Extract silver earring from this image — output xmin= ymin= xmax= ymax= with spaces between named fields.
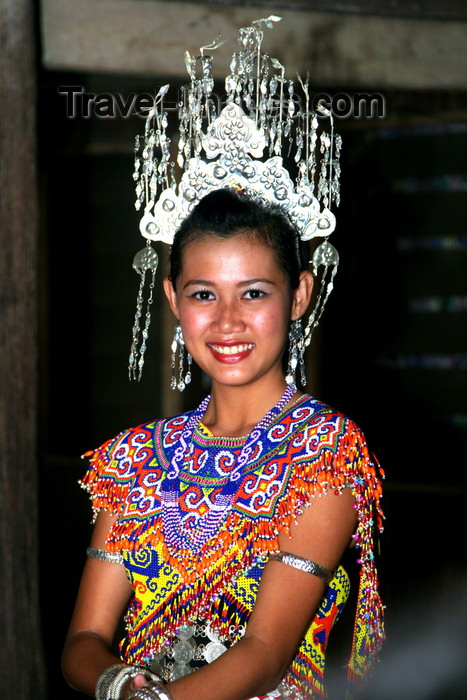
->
xmin=285 ymin=319 xmax=306 ymax=388
xmin=170 ymin=325 xmax=192 ymax=391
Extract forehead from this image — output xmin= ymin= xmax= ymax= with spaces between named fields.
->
xmin=180 ymin=233 xmax=286 ymax=279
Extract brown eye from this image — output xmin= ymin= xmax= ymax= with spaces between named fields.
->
xmin=244 ymin=288 xmax=266 ymax=300
xmin=192 ymin=289 xmax=213 ymax=301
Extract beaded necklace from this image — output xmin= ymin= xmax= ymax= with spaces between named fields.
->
xmin=161 ymin=384 xmax=295 ymax=554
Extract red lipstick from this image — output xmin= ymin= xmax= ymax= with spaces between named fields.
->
xmin=207 ymin=341 xmax=254 ymax=363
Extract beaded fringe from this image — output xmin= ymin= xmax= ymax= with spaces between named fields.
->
xmin=80 ymin=421 xmax=385 ymax=693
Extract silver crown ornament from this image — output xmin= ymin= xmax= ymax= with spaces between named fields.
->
xmin=129 ymin=15 xmax=341 ymax=380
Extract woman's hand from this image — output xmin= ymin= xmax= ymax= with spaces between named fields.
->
xmin=123 ymin=672 xmax=151 ymax=699
xmin=64 ymin=491 xmax=357 ymax=700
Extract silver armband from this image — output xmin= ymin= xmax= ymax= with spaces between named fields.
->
xmin=269 ymin=551 xmax=334 ymax=583
xmin=87 ymin=547 xmax=124 ymax=564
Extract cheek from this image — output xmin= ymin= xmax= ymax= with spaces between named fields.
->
xmin=178 ymin=307 xmax=210 ymax=339
xmin=253 ymin=305 xmax=290 ymax=337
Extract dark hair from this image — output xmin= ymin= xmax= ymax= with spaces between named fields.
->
xmin=168 ymin=189 xmax=309 ymax=290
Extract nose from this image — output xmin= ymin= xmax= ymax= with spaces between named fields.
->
xmin=211 ymin=300 xmax=246 ymax=334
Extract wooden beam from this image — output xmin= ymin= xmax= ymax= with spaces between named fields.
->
xmin=0 ymin=0 xmax=46 ymax=697
xmin=160 ymin=0 xmax=467 ymax=22
xmin=40 ymin=0 xmax=467 ymax=89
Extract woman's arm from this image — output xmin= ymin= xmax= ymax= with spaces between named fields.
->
xmin=164 ymin=486 xmax=357 ymax=700
xmin=62 ymin=510 xmax=134 ymax=697
xmin=64 ymin=488 xmax=356 ymax=700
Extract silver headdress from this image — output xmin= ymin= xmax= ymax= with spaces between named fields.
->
xmin=129 ymin=16 xmax=341 ymax=381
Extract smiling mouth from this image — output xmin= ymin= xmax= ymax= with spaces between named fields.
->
xmin=208 ymin=343 xmax=255 ymax=355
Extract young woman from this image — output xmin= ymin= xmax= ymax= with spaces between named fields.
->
xmin=62 ymin=189 xmax=384 ymax=700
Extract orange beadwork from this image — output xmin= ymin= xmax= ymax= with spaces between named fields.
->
xmin=80 ymin=394 xmax=384 ymax=697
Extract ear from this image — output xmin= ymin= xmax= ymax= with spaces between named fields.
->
xmin=163 ymin=277 xmax=180 ymax=320
xmin=291 ymin=270 xmax=314 ymax=320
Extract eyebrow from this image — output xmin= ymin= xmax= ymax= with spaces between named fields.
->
xmin=183 ymin=278 xmax=276 ymax=289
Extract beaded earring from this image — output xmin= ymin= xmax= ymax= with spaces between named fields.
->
xmin=170 ymin=325 xmax=192 ymax=391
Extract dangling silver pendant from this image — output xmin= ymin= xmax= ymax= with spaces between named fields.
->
xmin=128 ymin=244 xmax=159 ymax=381
xmin=171 ymin=325 xmax=192 ymax=392
xmin=303 ymin=240 xmax=339 ymax=350
xmin=285 ymin=318 xmax=303 ymax=388
xmin=312 ymin=239 xmax=339 ymax=275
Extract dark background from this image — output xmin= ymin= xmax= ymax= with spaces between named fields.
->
xmin=37 ymin=67 xmax=467 ymax=699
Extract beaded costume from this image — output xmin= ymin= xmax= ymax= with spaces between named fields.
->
xmin=81 ymin=394 xmax=384 ymax=699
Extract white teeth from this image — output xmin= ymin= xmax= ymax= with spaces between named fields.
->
xmin=210 ymin=343 xmax=254 ymax=355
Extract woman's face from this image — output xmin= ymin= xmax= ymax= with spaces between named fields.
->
xmin=164 ymin=234 xmax=312 ymax=390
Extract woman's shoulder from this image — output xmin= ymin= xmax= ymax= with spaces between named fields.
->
xmin=285 ymin=394 xmax=383 ymax=502
xmin=287 ymin=393 xmax=362 ymax=433
xmin=79 ymin=410 xmax=193 ymax=508
xmin=88 ymin=409 xmax=193 ymax=460
xmin=282 ymin=393 xmax=374 ymax=464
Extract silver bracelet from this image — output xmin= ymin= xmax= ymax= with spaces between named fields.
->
xmin=95 ymin=664 xmax=126 ymax=699
xmin=269 ymin=551 xmax=334 ymax=584
xmin=108 ymin=665 xmax=146 ymax=697
xmin=95 ymin=664 xmax=161 ymax=700
xmin=129 ymin=681 xmax=174 ymax=700
xmin=87 ymin=547 xmax=124 ymax=564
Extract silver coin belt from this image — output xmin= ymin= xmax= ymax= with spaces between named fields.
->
xmin=146 ymin=618 xmax=298 ymax=699
xmin=146 ymin=619 xmax=237 ymax=682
